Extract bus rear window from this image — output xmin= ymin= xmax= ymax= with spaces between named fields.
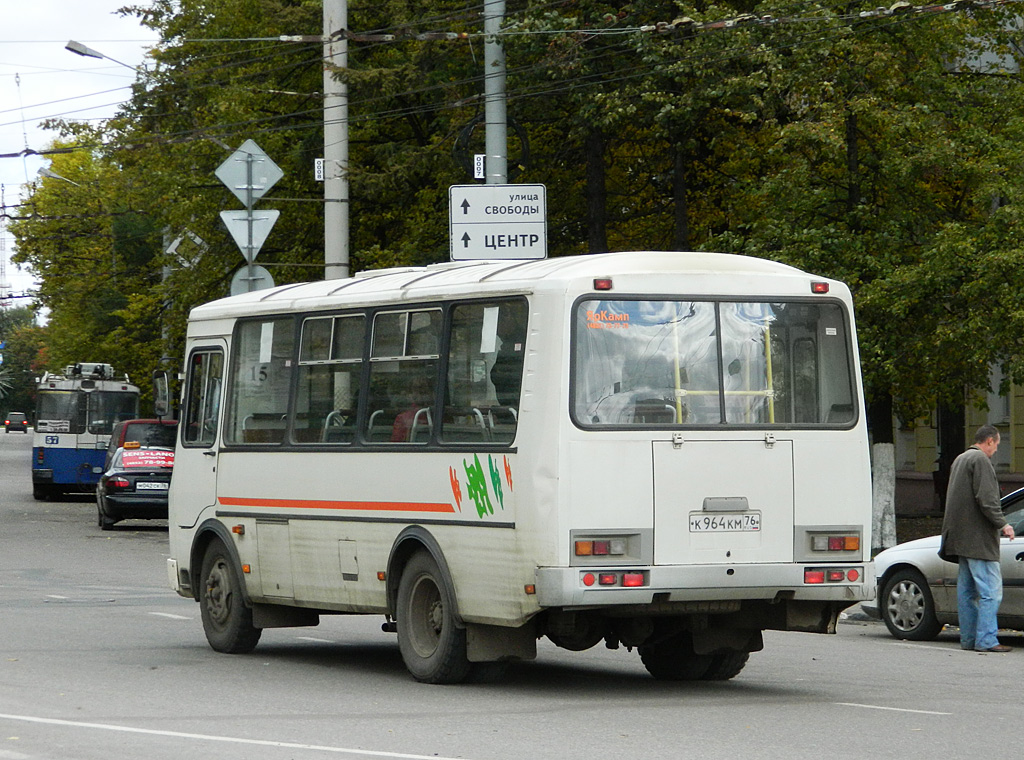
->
xmin=572 ymin=299 xmax=856 ymax=428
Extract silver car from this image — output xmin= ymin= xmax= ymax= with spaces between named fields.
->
xmin=866 ymin=487 xmax=1024 ymax=639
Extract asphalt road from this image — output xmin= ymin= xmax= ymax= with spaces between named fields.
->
xmin=1 ymin=429 xmax=1020 ymax=760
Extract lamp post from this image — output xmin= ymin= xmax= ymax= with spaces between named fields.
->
xmin=64 ymin=40 xmax=144 ymax=73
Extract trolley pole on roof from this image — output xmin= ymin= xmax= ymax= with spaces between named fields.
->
xmin=323 ymin=0 xmax=349 ymax=279
xmin=483 ymin=0 xmax=507 ymax=185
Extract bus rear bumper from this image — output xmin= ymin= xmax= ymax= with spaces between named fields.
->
xmin=535 ymin=562 xmax=875 ymax=609
xmin=31 ymin=468 xmax=53 ymax=483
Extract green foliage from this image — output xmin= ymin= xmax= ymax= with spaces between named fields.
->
xmin=10 ymin=0 xmax=1024 ymax=433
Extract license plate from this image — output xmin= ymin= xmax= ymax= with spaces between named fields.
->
xmin=689 ymin=512 xmax=760 ymax=532
xmin=136 ymin=482 xmax=169 ymax=491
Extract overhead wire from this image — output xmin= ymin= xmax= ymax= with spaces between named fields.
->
xmin=4 ymin=0 xmax=1015 ymax=162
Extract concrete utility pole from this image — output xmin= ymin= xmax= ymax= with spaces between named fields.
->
xmin=483 ymin=0 xmax=507 ymax=185
xmin=323 ymin=0 xmax=349 ymax=279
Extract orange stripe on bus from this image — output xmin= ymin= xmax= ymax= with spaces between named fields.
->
xmin=218 ymin=496 xmax=455 ymax=513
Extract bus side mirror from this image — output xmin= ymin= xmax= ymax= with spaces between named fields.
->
xmin=153 ymin=370 xmax=170 ymax=419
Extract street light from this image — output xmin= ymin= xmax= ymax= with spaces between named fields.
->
xmin=65 ymin=40 xmax=144 ymax=73
xmin=37 ymin=167 xmax=79 ymax=187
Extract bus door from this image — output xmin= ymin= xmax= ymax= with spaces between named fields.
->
xmin=173 ymin=344 xmax=226 ymax=527
xmin=652 ymin=437 xmax=795 ymax=565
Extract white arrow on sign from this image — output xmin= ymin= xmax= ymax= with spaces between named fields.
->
xmin=220 ymin=210 xmax=280 ymax=263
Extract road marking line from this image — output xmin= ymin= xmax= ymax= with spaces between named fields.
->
xmin=835 ymin=702 xmax=952 ymax=715
xmin=296 ymin=636 xmax=334 ymax=643
xmin=148 ymin=612 xmax=190 ymax=620
xmin=0 ymin=713 xmax=469 ymax=760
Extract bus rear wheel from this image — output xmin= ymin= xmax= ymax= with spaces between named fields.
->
xmin=199 ymin=538 xmax=261 ymax=654
xmin=701 ymin=651 xmax=750 ymax=681
xmin=396 ymin=551 xmax=471 ymax=684
xmin=639 ymin=632 xmax=714 ymax=681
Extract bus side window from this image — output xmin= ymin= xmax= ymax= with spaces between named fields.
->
xmin=365 ymin=309 xmax=441 ymax=444
xmin=295 ymin=314 xmax=364 ymax=444
xmin=183 ymin=349 xmax=223 ymax=446
xmin=225 ymin=318 xmax=295 ymax=445
xmin=442 ymin=299 xmax=527 ymax=444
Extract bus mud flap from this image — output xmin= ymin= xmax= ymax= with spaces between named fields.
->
xmin=466 ymin=622 xmax=538 ymax=662
xmin=784 ymin=600 xmax=840 ymax=634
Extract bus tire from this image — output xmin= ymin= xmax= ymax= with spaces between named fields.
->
xmin=701 ymin=651 xmax=749 ymax=681
xmin=396 ymin=551 xmax=471 ymax=684
xmin=199 ymin=538 xmax=262 ymax=654
xmin=639 ymin=632 xmax=713 ymax=681
xmin=33 ymin=484 xmax=49 ymax=501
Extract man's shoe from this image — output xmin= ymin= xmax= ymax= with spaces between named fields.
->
xmin=977 ymin=644 xmax=1012 ymax=653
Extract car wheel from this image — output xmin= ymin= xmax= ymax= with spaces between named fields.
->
xmin=97 ymin=501 xmax=117 ymax=531
xmin=199 ymin=538 xmax=261 ymax=654
xmin=396 ymin=551 xmax=471 ymax=684
xmin=881 ymin=568 xmax=943 ymax=640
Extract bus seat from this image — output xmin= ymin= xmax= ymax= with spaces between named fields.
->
xmin=409 ymin=408 xmax=433 ymax=442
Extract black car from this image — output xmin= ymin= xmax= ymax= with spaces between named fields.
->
xmin=5 ymin=412 xmax=28 ymax=432
xmin=96 ymin=444 xmax=174 ymax=530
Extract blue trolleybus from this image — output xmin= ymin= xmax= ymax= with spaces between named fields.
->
xmin=32 ymin=362 xmax=140 ymax=500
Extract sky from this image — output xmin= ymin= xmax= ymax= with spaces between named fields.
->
xmin=0 ymin=1 xmax=159 ymax=300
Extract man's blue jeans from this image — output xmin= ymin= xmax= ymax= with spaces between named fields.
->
xmin=957 ymin=557 xmax=1003 ymax=650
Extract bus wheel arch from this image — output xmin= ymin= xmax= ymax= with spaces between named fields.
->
xmin=386 ymin=527 xmax=462 ymax=624
xmin=388 ymin=529 xmax=471 ymax=684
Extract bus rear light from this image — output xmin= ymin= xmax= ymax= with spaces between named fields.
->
xmin=812 ymin=534 xmax=860 ymax=552
xmin=805 ymin=567 xmax=863 ymax=584
xmin=593 ymin=278 xmax=613 ymax=291
xmin=575 ymin=541 xmax=593 ymax=556
xmin=581 ymin=571 xmax=648 ymax=588
xmin=811 ymin=281 xmax=829 ymax=294
xmin=575 ymin=538 xmax=628 ymax=557
xmin=622 ymin=573 xmax=645 ymax=587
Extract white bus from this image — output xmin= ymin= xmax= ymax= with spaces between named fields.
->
xmin=166 ymin=250 xmax=873 ymax=683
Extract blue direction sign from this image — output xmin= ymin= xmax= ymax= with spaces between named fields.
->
xmin=449 ymin=184 xmax=547 ymax=261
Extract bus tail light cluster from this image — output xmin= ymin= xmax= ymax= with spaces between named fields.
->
xmin=810 ymin=534 xmax=860 ymax=552
xmin=804 ymin=567 xmax=862 ymax=584
xmin=575 ymin=538 xmax=627 ymax=557
xmin=581 ymin=571 xmax=647 ymax=588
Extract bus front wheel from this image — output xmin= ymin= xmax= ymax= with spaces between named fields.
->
xmin=199 ymin=539 xmax=262 ymax=654
xmin=396 ymin=551 xmax=471 ymax=684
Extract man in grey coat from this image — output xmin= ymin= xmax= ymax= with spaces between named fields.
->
xmin=939 ymin=425 xmax=1015 ymax=652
